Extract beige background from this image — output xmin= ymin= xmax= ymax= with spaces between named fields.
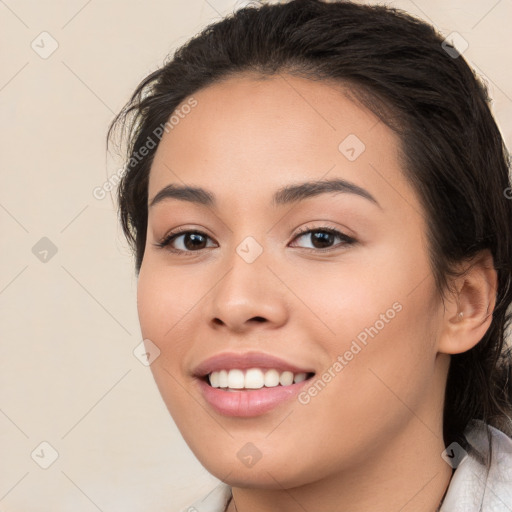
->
xmin=0 ymin=0 xmax=511 ymax=511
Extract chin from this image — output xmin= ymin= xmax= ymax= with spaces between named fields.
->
xmin=186 ymin=439 xmax=320 ymax=490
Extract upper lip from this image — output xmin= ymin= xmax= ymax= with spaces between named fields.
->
xmin=193 ymin=351 xmax=315 ymax=377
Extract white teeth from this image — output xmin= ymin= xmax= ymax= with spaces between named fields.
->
xmin=279 ymin=371 xmax=294 ymax=386
xmin=293 ymin=372 xmax=307 ymax=383
xmin=218 ymin=369 xmax=228 ymax=388
xmin=209 ymin=371 xmax=220 ymax=388
xmin=244 ymin=368 xmax=265 ymax=389
xmin=227 ymin=369 xmax=245 ymax=389
xmin=264 ymin=369 xmax=280 ymax=387
xmin=208 ymin=368 xmax=311 ymax=389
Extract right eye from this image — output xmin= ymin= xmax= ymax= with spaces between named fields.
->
xmin=154 ymin=228 xmax=218 ymax=254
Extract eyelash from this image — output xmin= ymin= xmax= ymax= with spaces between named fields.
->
xmin=153 ymin=225 xmax=356 ymax=255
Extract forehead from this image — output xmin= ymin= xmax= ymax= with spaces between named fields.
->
xmin=147 ymin=73 xmax=413 ymax=216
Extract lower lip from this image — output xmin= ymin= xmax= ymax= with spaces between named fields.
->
xmin=197 ymin=378 xmax=312 ymax=417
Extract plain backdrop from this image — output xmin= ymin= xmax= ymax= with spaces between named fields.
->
xmin=1 ymin=0 xmax=511 ymax=511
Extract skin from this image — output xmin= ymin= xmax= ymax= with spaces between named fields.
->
xmin=136 ymin=73 xmax=497 ymax=512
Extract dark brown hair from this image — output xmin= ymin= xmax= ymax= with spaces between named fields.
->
xmin=108 ymin=0 xmax=512 ymax=471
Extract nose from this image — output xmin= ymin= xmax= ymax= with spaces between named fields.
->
xmin=206 ymin=242 xmax=289 ymax=333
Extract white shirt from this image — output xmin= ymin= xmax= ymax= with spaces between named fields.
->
xmin=180 ymin=420 xmax=512 ymax=512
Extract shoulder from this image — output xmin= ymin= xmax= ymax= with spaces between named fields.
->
xmin=178 ymin=483 xmax=232 ymax=512
xmin=440 ymin=420 xmax=512 ymax=511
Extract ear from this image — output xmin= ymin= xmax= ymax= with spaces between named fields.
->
xmin=438 ymin=249 xmax=498 ymax=355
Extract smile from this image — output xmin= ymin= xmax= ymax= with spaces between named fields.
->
xmin=193 ymin=351 xmax=316 ymax=417
xmin=208 ymin=368 xmax=312 ymax=390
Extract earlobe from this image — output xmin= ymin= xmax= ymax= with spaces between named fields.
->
xmin=438 ymin=249 xmax=497 ymax=355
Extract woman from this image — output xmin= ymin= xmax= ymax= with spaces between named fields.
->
xmin=108 ymin=0 xmax=512 ymax=510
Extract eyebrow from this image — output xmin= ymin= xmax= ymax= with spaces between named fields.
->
xmin=148 ymin=178 xmax=380 ymax=209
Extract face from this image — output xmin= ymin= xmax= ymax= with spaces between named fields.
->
xmin=137 ymin=73 xmax=448 ymax=488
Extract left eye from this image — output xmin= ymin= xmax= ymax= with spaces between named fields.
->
xmin=290 ymin=227 xmax=356 ymax=250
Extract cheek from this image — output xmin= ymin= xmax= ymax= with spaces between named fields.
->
xmin=307 ymin=276 xmax=439 ymax=440
xmin=136 ymin=267 xmax=198 ymax=423
xmin=136 ymin=265 xmax=198 ymax=400
xmin=283 ymin=291 xmax=438 ymax=479
xmin=287 ymin=247 xmax=412 ymax=346
xmin=290 ymin=243 xmax=438 ymax=417
xmin=137 ymin=263 xmax=198 ymax=345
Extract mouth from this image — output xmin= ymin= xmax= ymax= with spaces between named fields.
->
xmin=201 ymin=368 xmax=315 ymax=391
xmin=193 ymin=352 xmax=316 ymax=417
